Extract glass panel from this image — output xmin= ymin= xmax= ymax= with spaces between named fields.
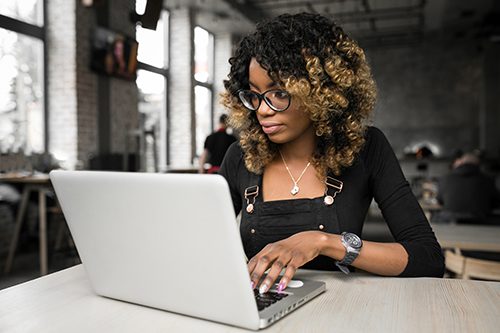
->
xmin=136 ymin=69 xmax=167 ymax=172
xmin=195 ymin=85 xmax=212 ymax=158
xmin=0 ymin=28 xmax=45 ymax=154
xmin=136 ymin=9 xmax=168 ymax=68
xmin=135 ymin=0 xmax=147 ymax=15
xmin=194 ymin=26 xmax=214 ymax=83
xmin=0 ymin=0 xmax=44 ymax=26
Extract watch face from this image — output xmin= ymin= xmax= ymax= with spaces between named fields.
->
xmin=344 ymin=233 xmax=362 ymax=249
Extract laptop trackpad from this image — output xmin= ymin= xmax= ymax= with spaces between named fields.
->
xmin=287 ymin=280 xmax=304 ymax=288
xmin=274 ymin=280 xmax=304 ymax=289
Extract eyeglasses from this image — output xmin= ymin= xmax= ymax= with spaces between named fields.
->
xmin=237 ymin=89 xmax=291 ymax=112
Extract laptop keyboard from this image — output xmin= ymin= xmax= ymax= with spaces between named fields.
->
xmin=254 ymin=289 xmax=289 ymax=311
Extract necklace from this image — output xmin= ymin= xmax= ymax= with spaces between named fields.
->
xmin=279 ymin=150 xmax=311 ymax=195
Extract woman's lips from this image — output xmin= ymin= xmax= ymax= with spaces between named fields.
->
xmin=260 ymin=123 xmax=283 ymax=134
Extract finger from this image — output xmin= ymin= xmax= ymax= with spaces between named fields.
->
xmin=247 ymin=257 xmax=257 ymax=274
xmin=247 ymin=257 xmax=258 ymax=289
xmin=258 ymin=255 xmax=290 ymax=294
xmin=277 ymin=261 xmax=299 ymax=292
xmin=249 ymin=254 xmax=274 ymax=291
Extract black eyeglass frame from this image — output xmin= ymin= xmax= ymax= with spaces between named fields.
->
xmin=237 ymin=89 xmax=292 ymax=112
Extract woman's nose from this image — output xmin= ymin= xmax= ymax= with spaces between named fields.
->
xmin=256 ymin=100 xmax=276 ymax=117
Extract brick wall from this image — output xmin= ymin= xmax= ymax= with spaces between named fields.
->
xmin=75 ymin=1 xmax=99 ymax=167
xmin=47 ymin=0 xmax=138 ymax=169
xmin=108 ymin=0 xmax=139 ymax=154
xmin=47 ymin=0 xmax=78 ymax=169
xmin=213 ymin=32 xmax=233 ymax=126
xmin=168 ymin=8 xmax=193 ymax=167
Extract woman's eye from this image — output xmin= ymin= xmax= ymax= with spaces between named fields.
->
xmin=274 ymin=91 xmax=288 ymax=99
xmin=250 ymin=94 xmax=260 ymax=102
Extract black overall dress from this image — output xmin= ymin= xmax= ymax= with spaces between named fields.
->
xmin=240 ymin=173 xmax=343 ymax=271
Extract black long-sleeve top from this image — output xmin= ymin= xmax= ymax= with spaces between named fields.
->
xmin=219 ymin=127 xmax=445 ymax=277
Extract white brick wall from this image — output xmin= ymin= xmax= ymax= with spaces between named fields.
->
xmin=213 ymin=32 xmax=233 ymax=125
xmin=47 ymin=0 xmax=78 ymax=169
xmin=169 ymin=8 xmax=194 ymax=167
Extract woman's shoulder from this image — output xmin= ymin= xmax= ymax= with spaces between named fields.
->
xmin=220 ymin=141 xmax=245 ymax=173
xmin=357 ymin=126 xmax=396 ymax=166
xmin=225 ymin=141 xmax=244 ymax=160
xmin=362 ymin=126 xmax=394 ymax=151
xmin=364 ymin=126 xmax=386 ymax=142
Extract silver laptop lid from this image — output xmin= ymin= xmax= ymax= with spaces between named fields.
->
xmin=50 ymin=170 xmax=261 ymax=330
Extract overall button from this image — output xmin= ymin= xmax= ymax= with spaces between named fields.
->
xmin=251 ymin=228 xmax=256 ymax=234
xmin=318 ymin=224 xmax=324 ymax=230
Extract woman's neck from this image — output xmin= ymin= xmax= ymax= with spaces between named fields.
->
xmin=278 ymin=131 xmax=316 ymax=162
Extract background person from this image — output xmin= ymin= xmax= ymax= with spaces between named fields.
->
xmin=436 ymin=152 xmax=500 ymax=224
xmin=198 ymin=114 xmax=237 ymax=174
xmin=219 ymin=12 xmax=444 ymax=295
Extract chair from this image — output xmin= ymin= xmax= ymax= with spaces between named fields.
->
xmin=463 ymin=256 xmax=500 ymax=280
xmin=444 ymin=249 xmax=500 ymax=281
xmin=444 ymin=249 xmax=465 ymax=278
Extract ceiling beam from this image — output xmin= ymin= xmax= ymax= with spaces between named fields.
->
xmin=259 ymin=0 xmax=354 ymax=10
xmin=333 ymin=5 xmax=424 ymax=23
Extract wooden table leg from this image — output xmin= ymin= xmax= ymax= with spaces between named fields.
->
xmin=4 ymin=187 xmax=31 ymax=274
xmin=39 ymin=189 xmax=48 ymax=276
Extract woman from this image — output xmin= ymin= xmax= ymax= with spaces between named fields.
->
xmin=219 ymin=13 xmax=444 ymax=294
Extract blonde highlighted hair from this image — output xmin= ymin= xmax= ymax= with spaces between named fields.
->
xmin=221 ymin=13 xmax=376 ymax=177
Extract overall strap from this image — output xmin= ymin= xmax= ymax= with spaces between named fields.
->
xmin=243 ymin=172 xmax=260 ymax=214
xmin=323 ymin=175 xmax=343 ymax=206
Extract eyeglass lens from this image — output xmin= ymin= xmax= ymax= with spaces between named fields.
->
xmin=238 ymin=90 xmax=290 ymax=112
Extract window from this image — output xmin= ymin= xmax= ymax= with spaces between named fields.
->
xmin=193 ymin=26 xmax=214 ymax=159
xmin=135 ymin=0 xmax=168 ymax=172
xmin=0 ymin=0 xmax=45 ymax=154
xmin=0 ymin=0 xmax=44 ymax=26
xmin=194 ymin=85 xmax=212 ymax=155
xmin=137 ymin=69 xmax=167 ymax=172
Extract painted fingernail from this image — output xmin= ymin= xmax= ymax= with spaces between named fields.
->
xmin=251 ymin=281 xmax=255 ymax=290
xmin=259 ymin=283 xmax=268 ymax=294
xmin=277 ymin=282 xmax=285 ymax=293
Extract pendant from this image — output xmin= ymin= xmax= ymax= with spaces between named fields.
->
xmin=324 ymin=195 xmax=334 ymax=206
xmin=246 ymin=203 xmax=254 ymax=214
xmin=291 ymin=184 xmax=299 ymax=195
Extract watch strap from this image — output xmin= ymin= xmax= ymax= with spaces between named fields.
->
xmin=335 ymin=261 xmax=351 ymax=274
xmin=336 ymin=232 xmax=362 ymax=274
xmin=338 ymin=251 xmax=358 ymax=266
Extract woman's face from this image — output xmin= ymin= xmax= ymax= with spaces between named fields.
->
xmin=247 ymin=58 xmax=314 ymax=145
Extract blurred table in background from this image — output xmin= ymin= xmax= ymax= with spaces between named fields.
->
xmin=419 ymin=200 xmax=443 ymax=221
xmin=0 ymin=173 xmax=53 ymax=276
xmin=432 ymin=223 xmax=500 ymax=252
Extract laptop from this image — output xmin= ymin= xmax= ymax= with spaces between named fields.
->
xmin=49 ymin=170 xmax=326 ymax=330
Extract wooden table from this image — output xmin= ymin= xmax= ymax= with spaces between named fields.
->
xmin=432 ymin=223 xmax=500 ymax=252
xmin=0 ymin=173 xmax=53 ymax=275
xmin=0 ymin=265 xmax=499 ymax=332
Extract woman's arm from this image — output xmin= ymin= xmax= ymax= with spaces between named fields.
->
xmin=248 ymin=231 xmax=407 ymax=294
xmin=365 ymin=128 xmax=444 ymax=277
xmin=250 ymin=128 xmax=444 ymax=294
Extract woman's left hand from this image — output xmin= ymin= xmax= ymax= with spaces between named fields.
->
xmin=248 ymin=230 xmax=330 ymax=294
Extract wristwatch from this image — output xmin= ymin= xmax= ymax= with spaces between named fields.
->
xmin=335 ymin=232 xmax=363 ymax=274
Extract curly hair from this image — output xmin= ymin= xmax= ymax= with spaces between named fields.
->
xmin=221 ymin=12 xmax=377 ymax=177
